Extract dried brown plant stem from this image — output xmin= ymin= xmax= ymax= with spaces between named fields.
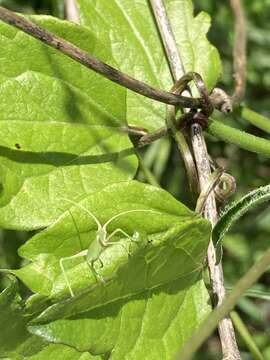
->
xmin=149 ymin=0 xmax=185 ymax=81
xmin=149 ymin=0 xmax=198 ymax=194
xmin=0 ymin=6 xmax=202 ymax=109
xmin=230 ymin=0 xmax=247 ymax=105
xmin=149 ymin=0 xmax=241 ymax=358
xmin=191 ymin=125 xmax=241 ymax=360
xmin=136 ymin=126 xmax=167 ymax=147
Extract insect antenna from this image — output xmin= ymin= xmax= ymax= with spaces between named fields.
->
xmin=60 ymin=197 xmax=102 ymax=231
xmin=68 ymin=208 xmax=84 ymax=252
xmin=103 ymin=209 xmax=159 ymax=232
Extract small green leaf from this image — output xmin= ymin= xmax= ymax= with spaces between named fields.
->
xmin=77 ymin=0 xmax=221 ymax=130
xmin=0 ymin=121 xmax=136 ymax=229
xmin=213 ymin=184 xmax=270 ymax=262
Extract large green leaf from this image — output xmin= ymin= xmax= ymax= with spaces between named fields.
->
xmin=14 ymin=181 xmax=210 ymax=298
xmin=8 ymin=181 xmax=211 ymax=358
xmin=77 ymin=0 xmax=221 ymax=130
xmin=28 ymin=277 xmax=210 ymax=359
xmin=0 ymin=120 xmax=136 ymax=230
xmin=0 ymin=16 xmax=138 ymax=230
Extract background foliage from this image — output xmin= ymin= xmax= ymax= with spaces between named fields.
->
xmin=0 ymin=0 xmax=269 ymax=359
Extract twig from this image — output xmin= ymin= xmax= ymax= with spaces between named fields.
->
xmin=0 ymin=6 xmax=202 ymax=109
xmin=149 ymin=0 xmax=185 ymax=81
xmin=230 ymin=0 xmax=247 ymax=105
xmin=149 ymin=0 xmax=241 ymax=358
xmin=191 ymin=124 xmax=241 ymax=360
xmin=149 ymin=0 xmax=190 ymax=100
xmin=136 ymin=126 xmax=167 ymax=147
xmin=177 ymin=246 xmax=270 ymax=359
xmin=65 ymin=0 xmax=80 ymax=23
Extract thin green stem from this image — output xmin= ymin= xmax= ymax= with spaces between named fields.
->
xmin=230 ymin=311 xmax=264 ymax=360
xmin=208 ymin=119 xmax=270 ymax=157
xmin=241 ymin=107 xmax=270 ymax=134
xmin=176 ymin=246 xmax=270 ymax=360
xmin=226 ymin=286 xmax=270 ymax=301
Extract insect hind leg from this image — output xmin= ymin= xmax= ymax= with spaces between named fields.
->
xmin=87 ymin=258 xmax=106 ymax=284
xmin=59 ymin=250 xmax=88 ymax=297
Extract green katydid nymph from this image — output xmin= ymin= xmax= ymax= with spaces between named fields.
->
xmin=60 ymin=198 xmax=159 ymax=297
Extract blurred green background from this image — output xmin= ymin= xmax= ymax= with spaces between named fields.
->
xmin=0 ymin=0 xmax=269 ymax=359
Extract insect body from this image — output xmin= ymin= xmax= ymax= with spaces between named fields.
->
xmin=60 ymin=198 xmax=157 ymax=297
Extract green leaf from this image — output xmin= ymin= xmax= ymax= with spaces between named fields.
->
xmin=0 ymin=16 xmax=138 ymax=230
xmin=0 ymin=15 xmax=126 ymax=125
xmin=24 ymin=344 xmax=101 ymax=360
xmin=9 ymin=181 xmax=212 ymax=358
xmin=0 ymin=120 xmax=136 ymax=230
xmin=0 ymin=276 xmax=101 ymax=359
xmin=0 ymin=71 xmax=119 ymax=126
xmin=0 ymin=180 xmax=211 ymax=357
xmin=28 ymin=277 xmax=210 ymax=359
xmin=213 ymin=184 xmax=270 ymax=262
xmin=0 ymin=275 xmax=44 ymax=359
xmin=0 ymin=276 xmax=30 ymax=356
xmin=14 ymin=181 xmax=210 ymax=299
xmin=77 ymin=0 xmax=221 ymax=130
